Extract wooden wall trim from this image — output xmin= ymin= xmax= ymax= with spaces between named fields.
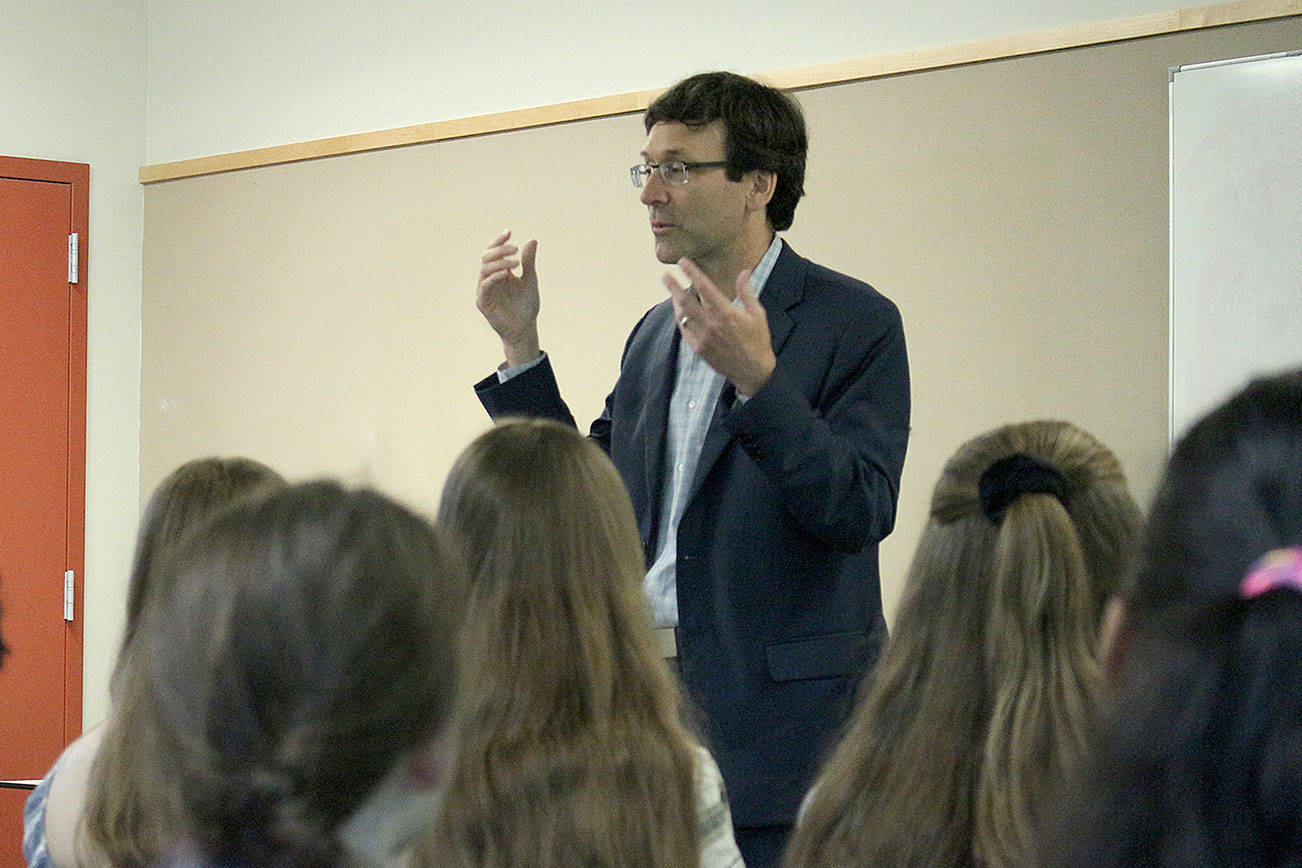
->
xmin=138 ymin=0 xmax=1301 ymax=184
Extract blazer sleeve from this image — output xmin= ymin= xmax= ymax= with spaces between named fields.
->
xmin=473 ymin=356 xmax=578 ymax=428
xmin=722 ymin=295 xmax=910 ymax=552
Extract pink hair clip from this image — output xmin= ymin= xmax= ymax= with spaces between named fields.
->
xmin=1240 ymin=547 xmax=1302 ymax=599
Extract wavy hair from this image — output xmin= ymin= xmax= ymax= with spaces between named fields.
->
xmin=135 ymin=481 xmax=464 ymax=866
xmin=785 ymin=420 xmax=1141 ymax=867
xmin=418 ymin=418 xmax=701 ymax=867
xmin=1050 ymin=368 xmax=1302 ymax=866
xmin=83 ymin=457 xmax=284 ymax=865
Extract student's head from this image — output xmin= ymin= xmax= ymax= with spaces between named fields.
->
xmin=80 ymin=458 xmax=283 ymax=865
xmin=140 ymin=481 xmax=465 ymax=866
xmin=643 ymin=70 xmax=807 ymax=235
xmin=786 ymin=420 xmax=1141 ymax=868
xmin=1124 ymin=367 xmax=1302 ymax=625
xmin=424 ymin=418 xmax=699 ymax=866
xmin=1052 ymin=369 xmax=1302 ymax=866
xmin=123 ymin=456 xmax=284 ymax=652
xmin=436 ymin=417 xmax=651 ymax=693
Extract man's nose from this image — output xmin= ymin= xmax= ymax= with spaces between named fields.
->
xmin=640 ymin=172 xmax=668 ymax=205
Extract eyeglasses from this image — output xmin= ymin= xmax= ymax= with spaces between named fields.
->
xmin=629 ymin=160 xmax=728 ymax=188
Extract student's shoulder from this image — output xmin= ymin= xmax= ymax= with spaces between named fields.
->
xmin=44 ymin=721 xmax=111 ymax=866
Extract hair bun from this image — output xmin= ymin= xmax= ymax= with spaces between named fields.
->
xmin=978 ymin=453 xmax=1067 ymax=525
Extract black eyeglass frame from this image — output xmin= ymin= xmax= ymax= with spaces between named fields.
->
xmin=629 ymin=160 xmax=730 ymax=188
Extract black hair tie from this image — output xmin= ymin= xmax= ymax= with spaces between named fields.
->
xmin=978 ymin=453 xmax=1067 ymax=525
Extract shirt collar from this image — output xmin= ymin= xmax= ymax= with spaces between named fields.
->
xmin=747 ymin=235 xmax=783 ymax=299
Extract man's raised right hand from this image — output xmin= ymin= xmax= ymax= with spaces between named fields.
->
xmin=477 ymin=230 xmax=542 ymax=367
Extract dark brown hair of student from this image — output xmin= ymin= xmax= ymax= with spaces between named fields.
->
xmin=784 ymin=420 xmax=1142 ymax=868
xmin=83 ymin=456 xmax=284 ymax=865
xmin=133 ymin=481 xmax=464 ymax=866
xmin=1047 ymin=368 xmax=1302 ymax=866
xmin=417 ymin=418 xmax=701 ymax=868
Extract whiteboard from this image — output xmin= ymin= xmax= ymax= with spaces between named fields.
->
xmin=1169 ymin=51 xmax=1302 ymax=442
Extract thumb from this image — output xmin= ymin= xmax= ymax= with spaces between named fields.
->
xmin=521 ymin=239 xmax=538 ymax=279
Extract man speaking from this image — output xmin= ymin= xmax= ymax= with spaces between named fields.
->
xmin=472 ymin=71 xmax=910 ymax=866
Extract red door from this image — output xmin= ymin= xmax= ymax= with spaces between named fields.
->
xmin=0 ymin=156 xmax=88 ymax=866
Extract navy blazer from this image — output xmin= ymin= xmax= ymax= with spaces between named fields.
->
xmin=475 ymin=240 xmax=910 ymax=826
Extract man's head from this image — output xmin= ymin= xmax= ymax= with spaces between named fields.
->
xmin=644 ymin=71 xmax=807 ymax=232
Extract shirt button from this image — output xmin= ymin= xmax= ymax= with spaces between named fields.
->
xmin=688 ymin=401 xmax=696 ymax=409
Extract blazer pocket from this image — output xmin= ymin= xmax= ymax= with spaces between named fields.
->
xmin=765 ymin=629 xmax=875 ymax=682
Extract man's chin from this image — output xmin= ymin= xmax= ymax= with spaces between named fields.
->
xmin=653 ymin=241 xmax=679 ymax=264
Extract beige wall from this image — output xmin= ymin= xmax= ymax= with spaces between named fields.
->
xmin=142 ymin=17 xmax=1302 ymax=624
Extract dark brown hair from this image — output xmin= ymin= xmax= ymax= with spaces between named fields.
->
xmin=141 ymin=481 xmax=466 ymax=866
xmin=1050 ymin=369 xmax=1302 ymax=866
xmin=645 ymin=71 xmax=807 ymax=231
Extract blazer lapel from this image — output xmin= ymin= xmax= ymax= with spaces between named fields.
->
xmin=641 ymin=305 xmax=679 ymax=525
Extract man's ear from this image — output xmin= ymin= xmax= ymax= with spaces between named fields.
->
xmin=746 ymin=170 xmax=776 ymax=212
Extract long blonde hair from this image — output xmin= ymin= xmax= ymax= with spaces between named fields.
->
xmin=419 ymin=418 xmax=700 ymax=867
xmin=784 ymin=420 xmax=1142 ymax=867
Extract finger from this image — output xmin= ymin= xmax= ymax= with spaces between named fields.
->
xmin=677 ymin=258 xmax=727 ymax=309
xmin=663 ymin=273 xmax=704 ymax=334
xmin=489 ymin=229 xmax=511 ymax=247
xmin=479 ymin=260 xmax=518 ymax=283
xmin=735 ymin=270 xmax=764 ymax=313
xmin=478 ymin=268 xmax=512 ymax=295
xmin=735 ymin=269 xmax=755 ymax=300
xmin=481 ymin=255 xmax=515 ymax=274
xmin=661 ymin=270 xmax=695 ymax=309
xmin=520 ymin=239 xmax=538 ymax=279
xmin=482 ymin=243 xmax=518 ymax=265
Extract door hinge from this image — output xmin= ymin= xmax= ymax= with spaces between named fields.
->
xmin=64 ymin=570 xmax=75 ymax=621
xmin=67 ymin=233 xmax=79 ymax=284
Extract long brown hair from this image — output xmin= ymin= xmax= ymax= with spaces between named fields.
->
xmin=139 ymin=481 xmax=464 ymax=866
xmin=419 ymin=418 xmax=701 ymax=867
xmin=83 ymin=457 xmax=284 ymax=866
xmin=784 ymin=420 xmax=1142 ymax=867
xmin=122 ymin=457 xmax=285 ymax=661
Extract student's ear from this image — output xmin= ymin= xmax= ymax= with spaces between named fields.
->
xmin=1097 ymin=595 xmax=1130 ymax=683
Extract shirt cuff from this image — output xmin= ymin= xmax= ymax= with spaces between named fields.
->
xmin=496 ymin=351 xmax=547 ymax=383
